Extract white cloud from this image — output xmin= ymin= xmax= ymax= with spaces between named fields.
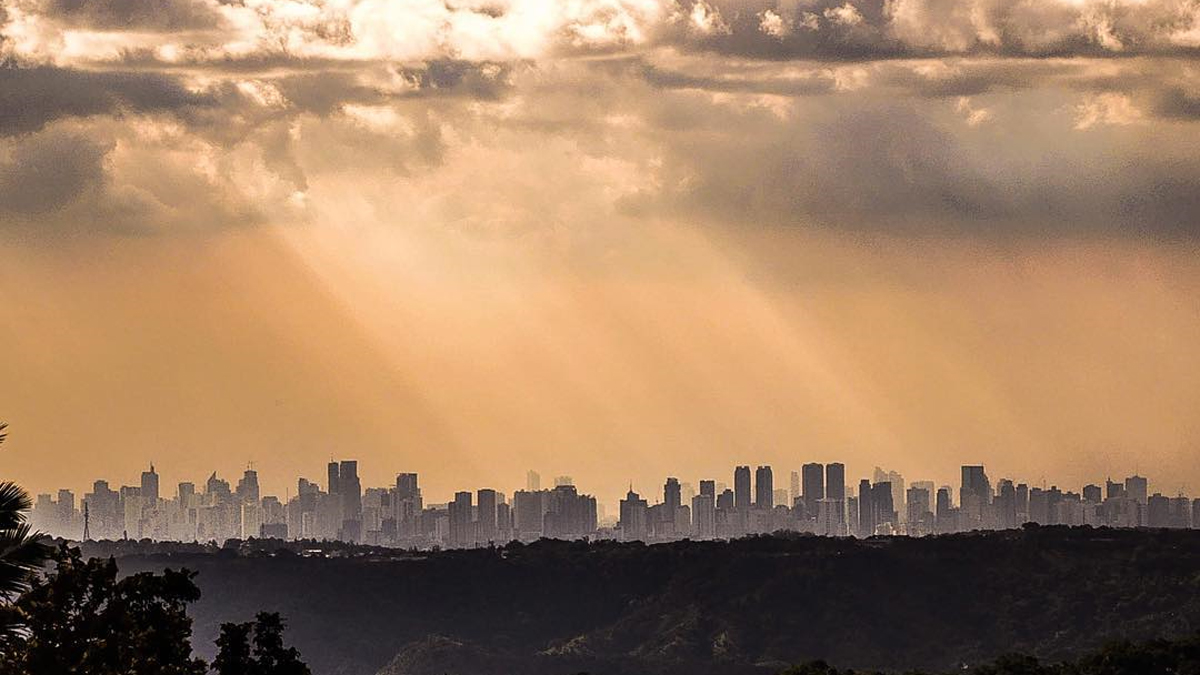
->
xmin=823 ymin=3 xmax=863 ymax=27
xmin=759 ymin=9 xmax=788 ymax=38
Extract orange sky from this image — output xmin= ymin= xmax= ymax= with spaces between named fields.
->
xmin=5 ymin=224 xmax=1200 ymax=504
xmin=4 ymin=0 xmax=1200 ymax=505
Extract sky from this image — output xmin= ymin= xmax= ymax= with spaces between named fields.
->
xmin=3 ymin=0 xmax=1200 ymax=505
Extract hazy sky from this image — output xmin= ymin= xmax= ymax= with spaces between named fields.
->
xmin=4 ymin=0 xmax=1200 ymax=504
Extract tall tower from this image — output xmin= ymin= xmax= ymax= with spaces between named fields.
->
xmin=754 ymin=466 xmax=774 ymax=509
xmin=734 ymin=466 xmax=751 ymax=510
xmin=327 ymin=461 xmax=341 ymax=495
xmin=140 ymin=464 xmax=160 ymax=503
xmin=802 ymin=463 xmax=825 ymax=512
xmin=82 ymin=503 xmax=91 ymax=541
xmin=826 ymin=463 xmax=846 ymax=501
xmin=664 ymin=477 xmax=681 ymax=512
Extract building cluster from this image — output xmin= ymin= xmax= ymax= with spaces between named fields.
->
xmin=30 ymin=465 xmax=598 ymax=549
xmin=617 ymin=465 xmax=1194 ymax=541
xmin=28 ymin=461 xmax=1200 ymax=547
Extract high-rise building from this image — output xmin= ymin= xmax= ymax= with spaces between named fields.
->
xmin=619 ymin=489 xmax=649 ymax=541
xmin=237 ymin=469 xmax=260 ymax=504
xmin=140 ymin=465 xmax=160 ymax=503
xmin=327 ymin=462 xmax=341 ymax=496
xmin=527 ymin=471 xmax=541 ymax=492
xmin=935 ymin=487 xmax=953 ymax=533
xmin=858 ymin=479 xmax=874 ymax=536
xmin=699 ymin=480 xmax=716 ymax=498
xmin=789 ymin=471 xmax=800 ymax=507
xmin=995 ymin=479 xmax=1017 ymax=530
xmin=513 ymin=490 xmax=546 ymax=539
xmin=734 ymin=466 xmax=751 ymax=511
xmin=906 ymin=486 xmax=933 ymax=535
xmin=449 ymin=491 xmax=474 ymax=547
xmin=1106 ymin=479 xmax=1125 ymax=501
xmin=1125 ymin=475 xmax=1148 ymax=505
xmin=692 ymin=492 xmax=716 ymax=538
xmin=336 ymin=461 xmax=362 ymax=542
xmin=664 ymin=477 xmax=682 ymax=512
xmin=960 ymin=465 xmax=990 ymax=530
xmin=755 ymin=466 xmax=774 ymax=510
xmin=543 ymin=484 xmax=597 ymax=538
xmin=477 ymin=489 xmax=498 ymax=542
xmin=871 ymin=481 xmax=896 ymax=533
xmin=826 ymin=463 xmax=846 ymax=501
xmin=802 ymin=463 xmax=824 ymax=513
xmin=394 ymin=473 xmax=422 ymax=538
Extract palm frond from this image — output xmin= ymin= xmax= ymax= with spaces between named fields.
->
xmin=0 ymin=422 xmax=6 ymax=446
xmin=0 ymin=483 xmax=32 ymax=532
xmin=0 ymin=523 xmax=49 ymax=597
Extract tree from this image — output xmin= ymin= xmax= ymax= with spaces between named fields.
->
xmin=213 ymin=622 xmax=254 ymax=675
xmin=0 ymin=546 xmax=207 ymax=675
xmin=0 ymin=422 xmax=50 ymax=638
xmin=213 ymin=612 xmax=311 ymax=675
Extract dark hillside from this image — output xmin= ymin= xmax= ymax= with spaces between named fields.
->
xmin=112 ymin=526 xmax=1200 ymax=675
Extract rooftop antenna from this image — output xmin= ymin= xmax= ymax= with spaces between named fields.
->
xmin=82 ymin=503 xmax=91 ymax=542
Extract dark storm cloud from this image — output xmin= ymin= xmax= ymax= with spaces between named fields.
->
xmin=271 ymin=61 xmax=513 ymax=116
xmin=0 ymin=65 xmax=216 ymax=136
xmin=661 ymin=0 xmax=1200 ymax=60
xmin=37 ymin=0 xmax=224 ymax=32
xmin=1154 ymin=87 xmax=1200 ymax=120
xmin=638 ymin=62 xmax=837 ymax=95
xmin=0 ymin=131 xmax=109 ymax=216
xmin=609 ymin=88 xmax=1200 ymax=238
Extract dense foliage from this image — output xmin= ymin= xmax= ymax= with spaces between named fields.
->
xmin=110 ymin=526 xmax=1200 ymax=675
xmin=782 ymin=632 xmax=1200 ymax=675
xmin=0 ymin=546 xmax=207 ymax=675
xmin=213 ymin=612 xmax=311 ymax=675
xmin=0 ymin=422 xmax=52 ymax=638
xmin=0 ymin=546 xmax=309 ymax=675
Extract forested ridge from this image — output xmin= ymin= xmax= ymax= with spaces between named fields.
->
xmin=108 ymin=526 xmax=1200 ymax=675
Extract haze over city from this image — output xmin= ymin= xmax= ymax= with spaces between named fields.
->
xmin=7 ymin=1 xmax=1200 ymax=674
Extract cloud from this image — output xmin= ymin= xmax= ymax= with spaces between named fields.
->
xmin=0 ymin=130 xmax=108 ymax=216
xmin=34 ymin=0 xmax=224 ymax=32
xmin=0 ymin=65 xmax=216 ymax=136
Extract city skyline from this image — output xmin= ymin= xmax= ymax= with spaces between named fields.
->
xmin=12 ymin=450 xmax=1183 ymax=519
xmin=6 ymin=0 xmax=1200 ymax=511
xmin=27 ymin=454 xmax=1195 ymax=547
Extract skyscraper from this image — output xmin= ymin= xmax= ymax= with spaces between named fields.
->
xmin=1125 ymin=475 xmax=1148 ymax=505
xmin=755 ymin=466 xmax=774 ymax=510
xmin=734 ymin=466 xmax=751 ymax=511
xmin=327 ymin=462 xmax=340 ymax=496
xmin=619 ymin=488 xmax=649 ymax=541
xmin=526 ymin=470 xmax=541 ymax=492
xmin=692 ymin=492 xmax=715 ymax=538
xmin=449 ymin=491 xmax=474 ymax=547
xmin=140 ymin=465 xmax=159 ymax=503
xmin=826 ymin=463 xmax=846 ymax=501
xmin=960 ymin=465 xmax=990 ymax=530
xmin=802 ymin=463 xmax=824 ymax=513
xmin=338 ymin=460 xmax=363 ymax=541
xmin=237 ymin=469 xmax=260 ymax=504
xmin=858 ymin=478 xmax=874 ymax=536
xmin=395 ymin=473 xmax=422 ymax=537
xmin=664 ymin=477 xmax=681 ymax=512
xmin=477 ymin=489 xmax=498 ymax=542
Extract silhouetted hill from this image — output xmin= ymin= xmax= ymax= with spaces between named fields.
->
xmin=111 ymin=526 xmax=1200 ymax=675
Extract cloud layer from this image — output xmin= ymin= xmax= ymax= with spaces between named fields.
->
xmin=1 ymin=0 xmax=1199 ymax=239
